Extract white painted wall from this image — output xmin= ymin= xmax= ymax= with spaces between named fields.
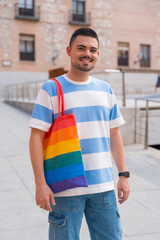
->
xmin=92 ymin=72 xmax=158 ymax=96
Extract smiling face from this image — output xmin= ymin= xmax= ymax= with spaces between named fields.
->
xmin=66 ymin=35 xmax=99 ymax=73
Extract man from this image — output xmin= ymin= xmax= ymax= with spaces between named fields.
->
xmin=155 ymin=74 xmax=160 ymax=93
xmin=29 ymin=28 xmax=130 ymax=240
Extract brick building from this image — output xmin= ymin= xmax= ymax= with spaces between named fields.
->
xmin=0 ymin=0 xmax=160 ymax=94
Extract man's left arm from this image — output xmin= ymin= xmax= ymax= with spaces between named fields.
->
xmin=110 ymin=127 xmax=130 ymax=204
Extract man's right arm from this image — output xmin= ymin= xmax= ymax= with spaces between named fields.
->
xmin=29 ymin=128 xmax=55 ymax=212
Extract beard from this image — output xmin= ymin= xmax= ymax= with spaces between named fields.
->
xmin=71 ymin=60 xmax=95 ymax=72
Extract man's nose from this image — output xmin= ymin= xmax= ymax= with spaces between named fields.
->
xmin=84 ymin=49 xmax=91 ymax=57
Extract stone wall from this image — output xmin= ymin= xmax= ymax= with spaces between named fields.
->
xmin=89 ymin=0 xmax=114 ymax=68
xmin=156 ymin=0 xmax=160 ymax=69
xmin=0 ymin=0 xmax=160 ymax=94
xmin=0 ymin=0 xmax=14 ymax=65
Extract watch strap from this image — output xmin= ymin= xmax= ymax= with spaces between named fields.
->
xmin=118 ymin=171 xmax=130 ymax=178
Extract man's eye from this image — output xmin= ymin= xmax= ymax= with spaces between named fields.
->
xmin=91 ymin=49 xmax=97 ymax=53
xmin=78 ymin=47 xmax=84 ymax=50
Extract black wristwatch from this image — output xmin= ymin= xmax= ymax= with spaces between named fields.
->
xmin=118 ymin=171 xmax=130 ymax=178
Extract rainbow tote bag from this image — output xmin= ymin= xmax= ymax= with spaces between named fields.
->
xmin=43 ymin=79 xmax=88 ymax=193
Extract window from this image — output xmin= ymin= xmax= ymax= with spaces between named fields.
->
xmin=118 ymin=42 xmax=129 ymax=67
xmin=72 ymin=0 xmax=85 ymax=22
xmin=19 ymin=0 xmax=34 ymax=9
xmin=140 ymin=44 xmax=150 ymax=67
xmin=18 ymin=0 xmax=34 ymax=16
xmin=19 ymin=34 xmax=35 ymax=61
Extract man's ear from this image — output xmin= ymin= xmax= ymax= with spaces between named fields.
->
xmin=66 ymin=46 xmax=71 ymax=56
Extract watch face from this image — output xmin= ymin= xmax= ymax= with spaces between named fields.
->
xmin=125 ymin=172 xmax=130 ymax=177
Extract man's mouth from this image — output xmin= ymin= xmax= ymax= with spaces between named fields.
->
xmin=79 ymin=57 xmax=93 ymax=63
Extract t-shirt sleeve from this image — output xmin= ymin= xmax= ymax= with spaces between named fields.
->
xmin=29 ymin=80 xmax=55 ymax=132
xmin=108 ymin=87 xmax=125 ymax=129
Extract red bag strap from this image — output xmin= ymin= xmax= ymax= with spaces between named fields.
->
xmin=52 ymin=78 xmax=65 ymax=117
xmin=56 ymin=80 xmax=65 ymax=116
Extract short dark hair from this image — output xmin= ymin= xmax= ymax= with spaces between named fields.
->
xmin=69 ymin=28 xmax=99 ymax=47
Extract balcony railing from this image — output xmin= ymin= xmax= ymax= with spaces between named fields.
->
xmin=68 ymin=10 xmax=91 ymax=26
xmin=140 ymin=59 xmax=150 ymax=68
xmin=20 ymin=52 xmax=35 ymax=61
xmin=15 ymin=3 xmax=40 ymax=21
xmin=118 ymin=58 xmax=129 ymax=67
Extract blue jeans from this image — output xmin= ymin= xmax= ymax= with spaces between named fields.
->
xmin=48 ymin=190 xmax=122 ymax=240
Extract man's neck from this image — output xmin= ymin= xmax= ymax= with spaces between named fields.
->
xmin=67 ymin=68 xmax=90 ymax=82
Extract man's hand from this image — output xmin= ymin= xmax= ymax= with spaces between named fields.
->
xmin=117 ymin=177 xmax=130 ymax=204
xmin=36 ymin=183 xmax=56 ymax=212
xmin=29 ymin=129 xmax=56 ymax=212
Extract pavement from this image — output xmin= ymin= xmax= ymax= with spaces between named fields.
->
xmin=0 ymin=100 xmax=160 ymax=240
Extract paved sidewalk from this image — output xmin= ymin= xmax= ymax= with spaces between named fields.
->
xmin=0 ymin=100 xmax=160 ymax=240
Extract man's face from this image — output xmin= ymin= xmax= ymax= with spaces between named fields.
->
xmin=67 ymin=35 xmax=99 ymax=72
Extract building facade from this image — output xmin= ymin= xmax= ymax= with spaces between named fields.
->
xmin=0 ymin=0 xmax=160 ymax=95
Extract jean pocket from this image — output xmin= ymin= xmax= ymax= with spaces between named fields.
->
xmin=48 ymin=213 xmax=68 ymax=240
xmin=102 ymin=190 xmax=117 ymax=207
xmin=49 ymin=212 xmax=66 ymax=227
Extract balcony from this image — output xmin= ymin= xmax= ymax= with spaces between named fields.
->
xmin=20 ymin=52 xmax=35 ymax=61
xmin=68 ymin=10 xmax=91 ymax=26
xmin=15 ymin=3 xmax=40 ymax=21
xmin=118 ymin=58 xmax=129 ymax=67
xmin=140 ymin=59 xmax=150 ymax=68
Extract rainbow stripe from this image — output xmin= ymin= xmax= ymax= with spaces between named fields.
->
xmin=43 ymin=113 xmax=88 ymax=193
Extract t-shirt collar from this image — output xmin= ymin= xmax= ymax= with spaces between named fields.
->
xmin=63 ymin=74 xmax=91 ymax=85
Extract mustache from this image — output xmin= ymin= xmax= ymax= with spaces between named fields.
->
xmin=79 ymin=57 xmax=94 ymax=62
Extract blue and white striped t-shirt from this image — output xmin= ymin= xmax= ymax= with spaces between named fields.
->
xmin=29 ymin=74 xmax=125 ymax=197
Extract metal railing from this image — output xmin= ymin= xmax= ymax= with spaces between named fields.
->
xmin=140 ymin=59 xmax=150 ymax=68
xmin=4 ymin=70 xmax=123 ymax=103
xmin=118 ymin=58 xmax=128 ymax=67
xmin=4 ymin=80 xmax=45 ymax=102
xmin=20 ymin=52 xmax=35 ymax=61
xmin=15 ymin=3 xmax=40 ymax=21
xmin=68 ymin=10 xmax=91 ymax=26
xmin=134 ymin=95 xmax=160 ymax=149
